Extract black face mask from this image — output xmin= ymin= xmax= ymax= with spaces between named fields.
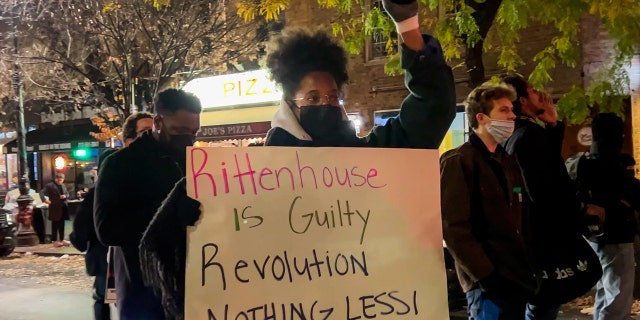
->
xmin=299 ymin=105 xmax=344 ymax=139
xmin=159 ymin=131 xmax=195 ymax=152
xmin=158 ymin=129 xmax=195 ymax=172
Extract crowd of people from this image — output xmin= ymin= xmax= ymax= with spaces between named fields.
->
xmin=3 ymin=171 xmax=73 ymax=248
xmin=440 ymin=77 xmax=640 ymax=320
xmin=54 ymin=0 xmax=640 ymax=320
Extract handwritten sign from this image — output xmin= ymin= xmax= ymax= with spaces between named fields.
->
xmin=185 ymin=147 xmax=448 ymax=319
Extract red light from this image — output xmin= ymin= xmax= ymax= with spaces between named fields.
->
xmin=53 ymin=155 xmax=67 ymax=171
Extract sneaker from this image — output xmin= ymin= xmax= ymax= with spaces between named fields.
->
xmin=61 ymin=240 xmax=71 ymax=247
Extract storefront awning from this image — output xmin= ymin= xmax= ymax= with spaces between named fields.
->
xmin=196 ymin=121 xmax=271 ymax=142
xmin=3 ymin=122 xmax=106 ymax=154
xmin=0 ymin=136 xmax=15 ymax=148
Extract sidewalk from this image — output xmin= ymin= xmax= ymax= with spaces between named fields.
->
xmin=450 ymin=306 xmax=593 ymax=319
xmin=14 ymin=243 xmax=83 ymax=257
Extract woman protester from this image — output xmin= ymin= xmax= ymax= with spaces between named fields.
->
xmin=139 ymin=0 xmax=456 ymax=318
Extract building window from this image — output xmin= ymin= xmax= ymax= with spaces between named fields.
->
xmin=367 ymin=0 xmax=398 ymax=62
xmin=373 ymin=109 xmax=400 ymax=127
xmin=371 ymin=31 xmax=394 ymax=60
xmin=374 ymin=105 xmax=469 ymax=154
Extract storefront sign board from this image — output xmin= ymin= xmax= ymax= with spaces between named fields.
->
xmin=184 ymin=70 xmax=281 ymax=109
xmin=197 ymin=121 xmax=272 ymax=141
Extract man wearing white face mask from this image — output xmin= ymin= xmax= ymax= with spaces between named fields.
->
xmin=485 ymin=116 xmax=515 ymax=144
xmin=441 ymin=82 xmax=540 ymax=320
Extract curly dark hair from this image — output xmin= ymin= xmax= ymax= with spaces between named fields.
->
xmin=265 ymin=28 xmax=349 ymax=99
xmin=122 ymin=111 xmax=153 ymax=141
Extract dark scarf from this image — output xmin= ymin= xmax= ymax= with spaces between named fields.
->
xmin=139 ymin=179 xmax=188 ymax=320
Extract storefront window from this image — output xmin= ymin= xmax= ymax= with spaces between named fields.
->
xmin=51 ymin=150 xmax=99 ymax=199
xmin=5 ymin=154 xmax=18 ymax=190
xmin=0 ymin=156 xmax=6 ymax=191
xmin=439 ymin=111 xmax=468 ymax=154
xmin=75 ymin=158 xmax=98 ymax=195
xmin=373 ymin=107 xmax=469 ymax=154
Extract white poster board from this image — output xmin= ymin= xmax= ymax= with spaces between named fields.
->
xmin=185 ymin=147 xmax=448 ymax=319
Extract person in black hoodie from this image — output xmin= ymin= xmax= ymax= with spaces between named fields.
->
xmin=94 ymin=89 xmax=201 ymax=320
xmin=139 ymin=1 xmax=456 ymax=319
xmin=502 ymin=74 xmax=602 ymax=319
xmin=70 ymin=187 xmax=110 ymax=320
xmin=70 ymin=151 xmax=117 ymax=320
xmin=263 ymin=21 xmax=454 ymax=147
xmin=578 ymin=112 xmax=640 ymax=320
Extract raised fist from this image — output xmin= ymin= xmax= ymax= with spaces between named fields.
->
xmin=382 ymin=0 xmax=418 ymax=23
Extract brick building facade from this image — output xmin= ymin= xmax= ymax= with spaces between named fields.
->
xmin=283 ymin=0 xmax=635 ymax=162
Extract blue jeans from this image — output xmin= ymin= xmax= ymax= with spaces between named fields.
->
xmin=466 ymin=289 xmax=560 ymax=320
xmin=93 ymin=274 xmax=111 ymax=320
xmin=589 ymin=242 xmax=635 ymax=320
xmin=525 ymin=304 xmax=560 ymax=320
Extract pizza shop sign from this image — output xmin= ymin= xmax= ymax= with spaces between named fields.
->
xmin=197 ymin=122 xmax=272 ymax=139
xmin=183 ymin=70 xmax=281 ymax=109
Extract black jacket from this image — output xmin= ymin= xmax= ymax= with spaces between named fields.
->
xmin=139 ymin=34 xmax=456 ymax=320
xmin=505 ymin=119 xmax=582 ymax=249
xmin=94 ymin=131 xmax=183 ymax=299
xmin=69 ymin=188 xmax=107 ymax=277
xmin=265 ymin=34 xmax=456 ymax=149
xmin=441 ymin=134 xmax=539 ymax=296
xmin=42 ymin=181 xmax=70 ymax=221
xmin=577 ymin=150 xmax=640 ymax=244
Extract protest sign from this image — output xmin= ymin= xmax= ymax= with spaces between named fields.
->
xmin=185 ymin=147 xmax=447 ymax=319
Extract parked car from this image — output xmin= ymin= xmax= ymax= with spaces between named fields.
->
xmin=0 ymin=208 xmax=17 ymax=257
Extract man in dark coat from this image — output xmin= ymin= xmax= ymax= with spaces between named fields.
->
xmin=94 ymin=89 xmax=201 ymax=320
xmin=69 ymin=111 xmax=154 ymax=320
xmin=441 ymin=82 xmax=540 ymax=319
xmin=42 ymin=172 xmax=69 ymax=245
xmin=502 ymin=75 xmax=582 ymax=239
xmin=503 ymin=74 xmax=602 ymax=318
xmin=70 ymin=188 xmax=110 ymax=319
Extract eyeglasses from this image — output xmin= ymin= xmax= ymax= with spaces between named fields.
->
xmin=292 ymin=93 xmax=343 ymax=107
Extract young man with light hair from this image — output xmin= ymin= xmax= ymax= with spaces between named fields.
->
xmin=441 ymin=82 xmax=539 ymax=319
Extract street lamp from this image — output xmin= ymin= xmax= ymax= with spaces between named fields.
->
xmin=10 ymin=7 xmax=37 ymax=246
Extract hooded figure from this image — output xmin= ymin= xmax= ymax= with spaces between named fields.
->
xmin=577 ymin=112 xmax=640 ymax=320
xmin=590 ymin=112 xmax=624 ymax=159
xmin=263 ymin=27 xmax=455 ymax=149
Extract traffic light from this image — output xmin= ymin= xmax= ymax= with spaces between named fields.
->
xmin=73 ymin=148 xmax=90 ymax=159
